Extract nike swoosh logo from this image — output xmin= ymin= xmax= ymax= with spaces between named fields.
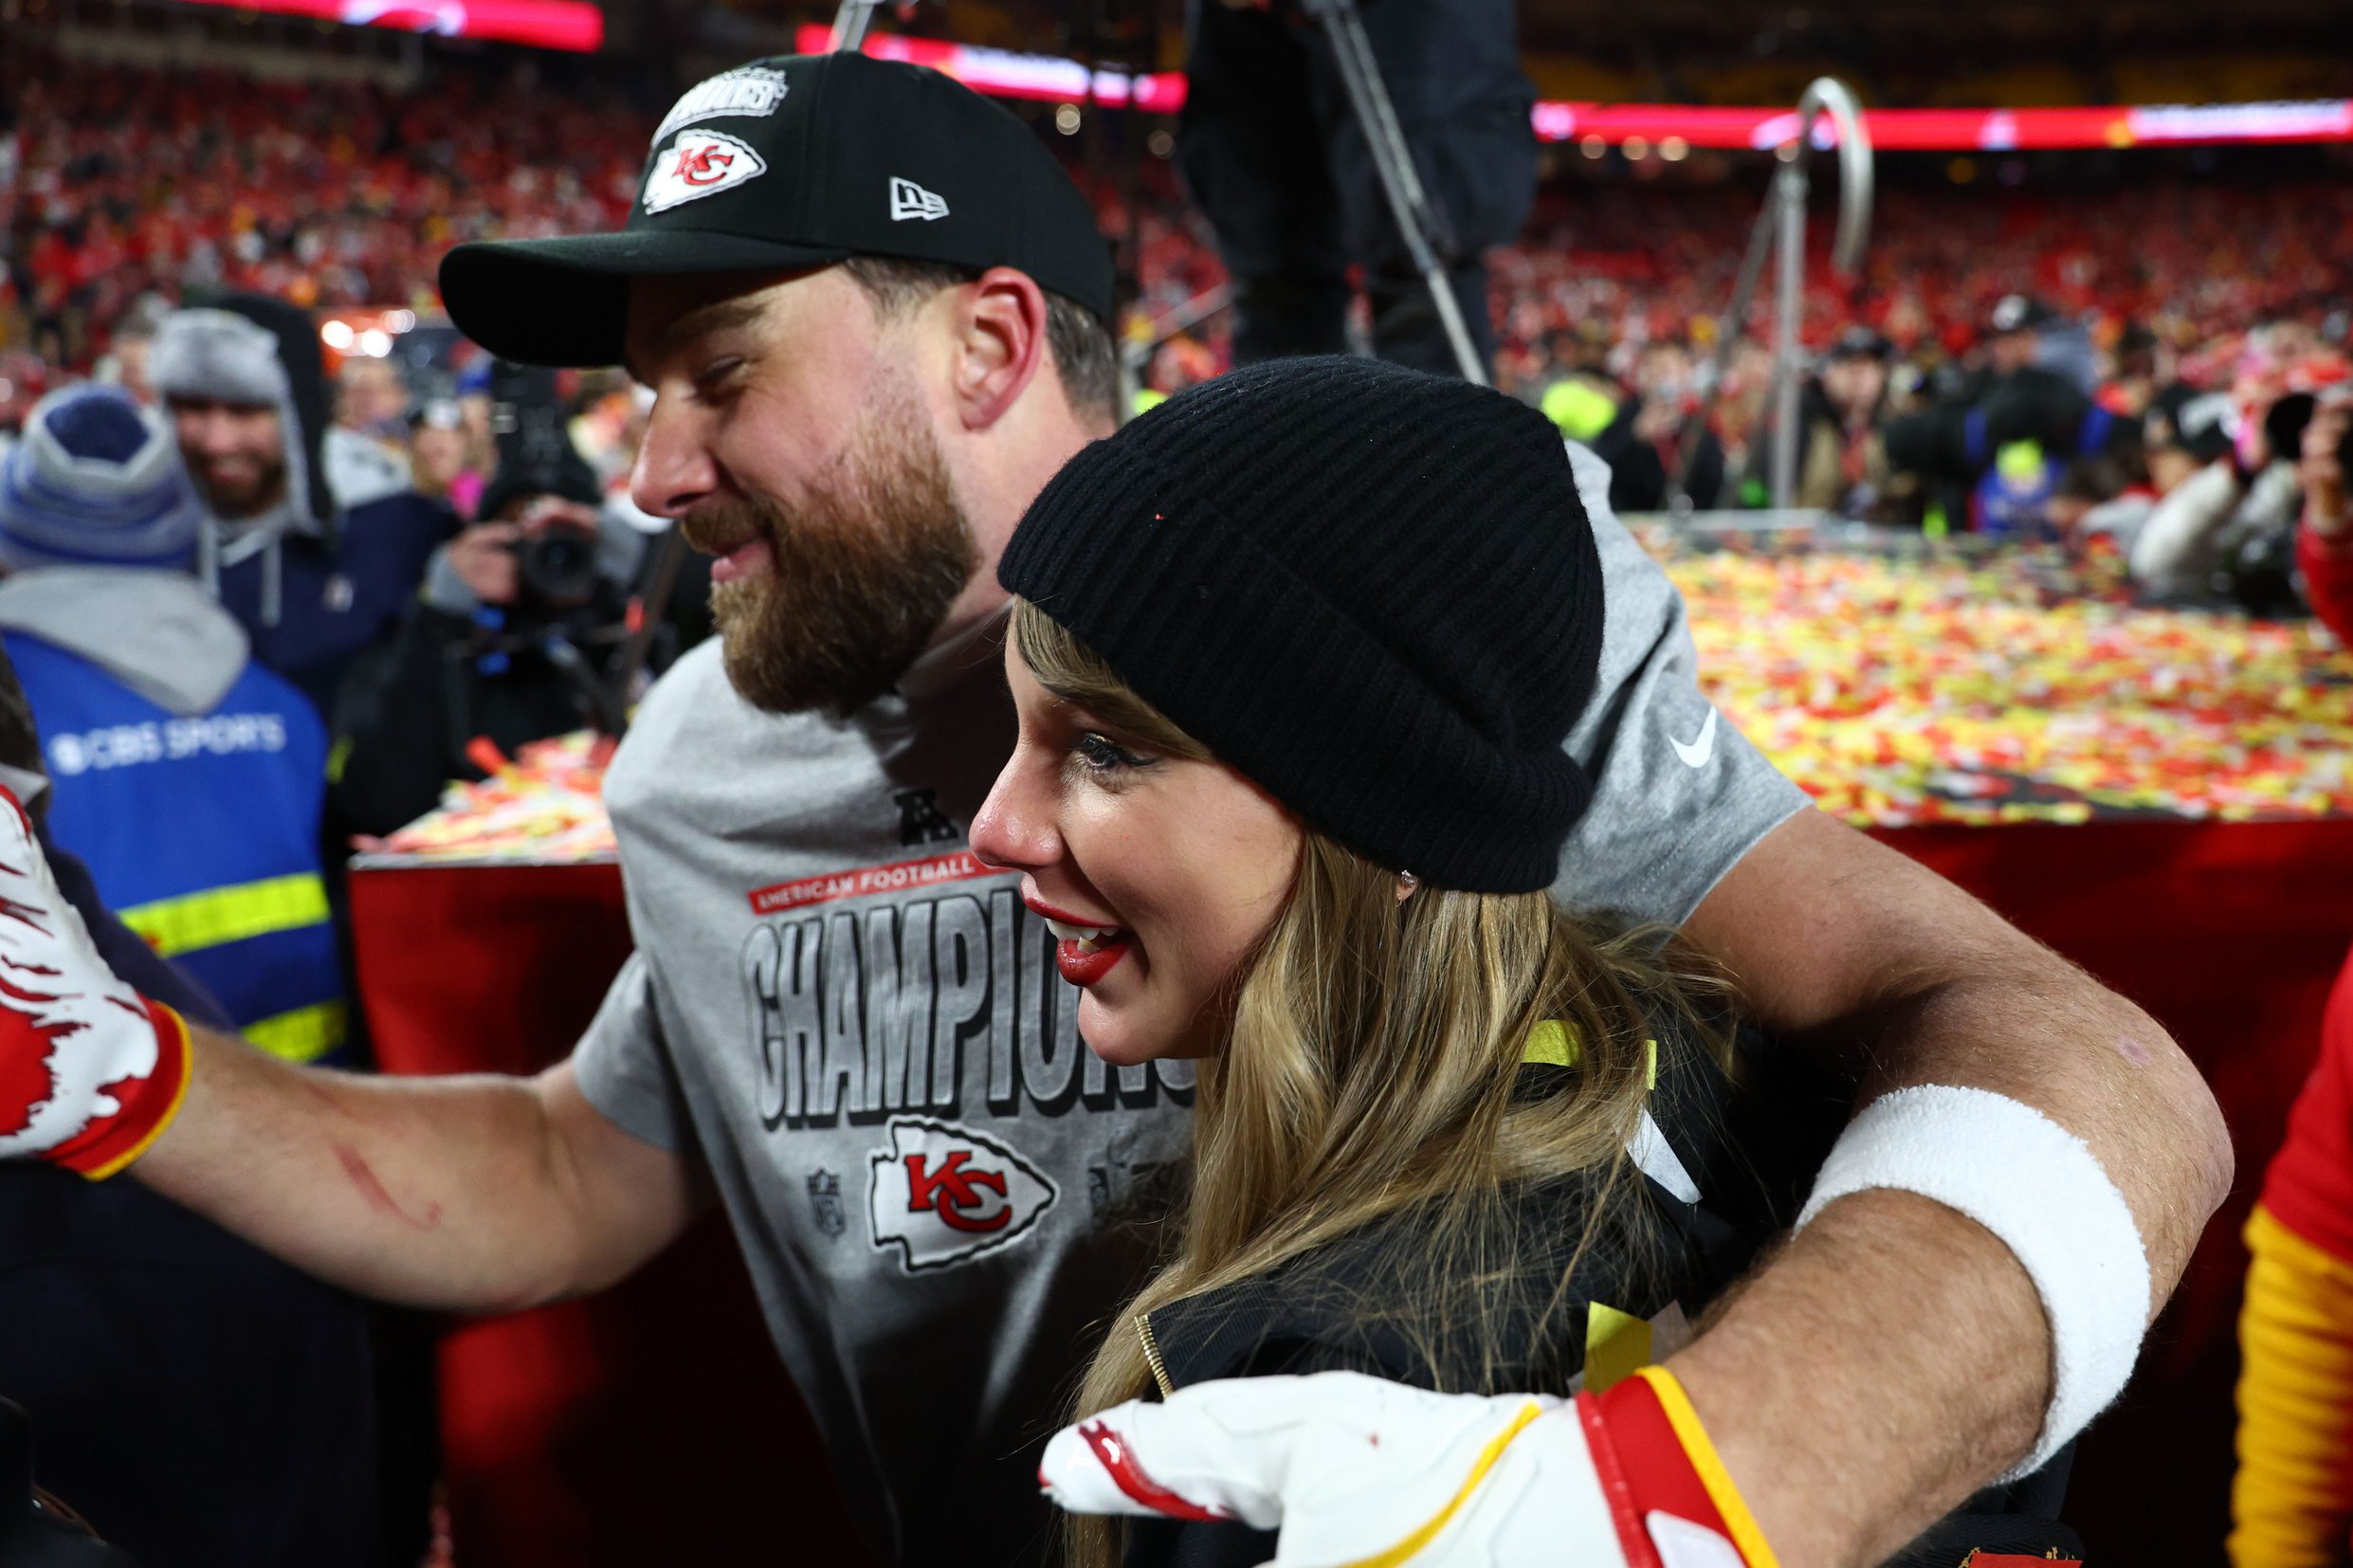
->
xmin=1669 ymin=707 xmax=1718 ymax=770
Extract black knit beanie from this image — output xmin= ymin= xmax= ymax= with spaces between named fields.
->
xmin=998 ymin=356 xmax=1605 ymax=894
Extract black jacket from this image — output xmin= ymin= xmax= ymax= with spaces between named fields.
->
xmin=1117 ymin=1034 xmax=2079 ymax=1568
xmin=329 ymin=590 xmax=635 ymax=837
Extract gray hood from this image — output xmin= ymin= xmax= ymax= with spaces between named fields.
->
xmin=0 ymin=568 xmax=250 ymax=716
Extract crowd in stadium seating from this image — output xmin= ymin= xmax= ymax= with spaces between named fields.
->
xmin=1 ymin=49 xmax=651 ymax=375
xmin=5 ymin=43 xmax=2352 ymax=599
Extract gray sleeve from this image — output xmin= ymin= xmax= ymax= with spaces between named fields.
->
xmin=1551 ymin=442 xmax=1810 ymax=927
xmin=2128 ymin=460 xmax=2242 ymax=595
xmin=571 ymin=949 xmax=696 ymax=1155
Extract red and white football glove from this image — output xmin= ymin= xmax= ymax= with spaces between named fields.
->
xmin=0 ymin=791 xmax=191 ymax=1177
xmin=1041 ymin=1367 xmax=1777 ymax=1568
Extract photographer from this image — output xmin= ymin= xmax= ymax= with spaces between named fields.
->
xmin=2130 ymin=389 xmax=2307 ymax=608
xmin=2292 ymin=392 xmax=2353 ymax=639
xmin=329 ymin=369 xmax=648 ymax=837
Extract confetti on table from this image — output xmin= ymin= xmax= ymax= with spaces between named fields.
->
xmin=1653 ymin=534 xmax=2353 ymax=829
xmin=358 ymin=538 xmax=2353 ymax=862
xmin=364 ymin=731 xmax=617 ymax=864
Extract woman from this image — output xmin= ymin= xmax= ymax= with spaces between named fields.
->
xmin=969 ymin=357 xmax=1819 ymax=1568
xmin=976 ymin=357 xmax=2086 ymax=1568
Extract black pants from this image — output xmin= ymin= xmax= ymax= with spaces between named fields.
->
xmin=1176 ymin=0 xmax=1536 ymax=378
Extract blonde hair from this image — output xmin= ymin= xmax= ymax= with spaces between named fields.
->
xmin=1011 ymin=600 xmax=1732 ymax=1568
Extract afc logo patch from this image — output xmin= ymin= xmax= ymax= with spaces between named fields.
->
xmin=867 ymin=1115 xmax=1056 ymax=1272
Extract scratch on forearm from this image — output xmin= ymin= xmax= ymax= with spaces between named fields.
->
xmin=335 ymin=1143 xmax=443 ymax=1231
xmin=2115 ymin=1035 xmax=2154 ymax=1067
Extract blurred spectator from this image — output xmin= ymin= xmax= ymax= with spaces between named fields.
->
xmin=149 ymin=293 xmax=452 ymax=720
xmin=323 ymin=356 xmax=416 ymax=509
xmin=2293 ymin=393 xmax=2353 ymax=641
xmin=1981 ymin=295 xmax=2056 ymax=383
xmin=331 ymin=365 xmax=651 ymax=835
xmin=2143 ymin=383 xmax=2243 ymax=497
xmin=1793 ymin=327 xmax=1892 ymax=513
xmin=0 ymin=383 xmax=352 ymax=1067
xmin=337 ymin=356 xmax=410 ymax=445
xmin=0 ymin=631 xmax=381 ymax=1568
xmin=2130 ymin=391 xmax=2305 ymax=605
xmin=405 ymin=393 xmax=473 ymax=514
xmin=1590 ymin=336 xmax=1726 ymax=512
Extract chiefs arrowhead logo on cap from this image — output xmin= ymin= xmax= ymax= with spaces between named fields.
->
xmin=642 ymin=130 xmax=768 ymax=215
xmin=868 ymin=1115 xmax=1057 ymax=1271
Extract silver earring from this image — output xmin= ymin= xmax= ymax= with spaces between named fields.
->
xmin=1399 ymin=870 xmax=1420 ymax=889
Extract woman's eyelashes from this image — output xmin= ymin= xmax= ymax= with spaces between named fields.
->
xmin=1070 ymin=731 xmax=1153 ymax=779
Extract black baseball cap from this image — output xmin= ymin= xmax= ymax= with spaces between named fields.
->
xmin=439 ymin=52 xmax=1114 ymax=368
xmin=1989 ymin=294 xmax=2056 ymax=337
xmin=1825 ymin=326 xmax=1891 ymax=361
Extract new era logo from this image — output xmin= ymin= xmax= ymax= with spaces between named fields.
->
xmin=890 ymin=177 xmax=949 ymax=222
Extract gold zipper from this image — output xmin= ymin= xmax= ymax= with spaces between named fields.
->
xmin=1135 ymin=1313 xmax=1175 ymax=1398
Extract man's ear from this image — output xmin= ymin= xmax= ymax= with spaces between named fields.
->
xmin=948 ymin=266 xmax=1050 ymax=432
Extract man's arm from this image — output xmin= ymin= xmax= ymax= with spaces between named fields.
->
xmin=134 ymin=1034 xmax=702 ymax=1315
xmin=1671 ymin=807 xmax=2233 ymax=1566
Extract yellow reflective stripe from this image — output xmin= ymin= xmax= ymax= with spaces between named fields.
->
xmin=1633 ymin=1366 xmax=1780 ymax=1568
xmin=1333 ymin=1399 xmax=1546 ymax=1568
xmin=85 ymin=1005 xmax=193 ymax=1181
xmin=119 ymin=873 xmax=331 ymax=958
xmin=242 ymin=1000 xmax=348 ymax=1064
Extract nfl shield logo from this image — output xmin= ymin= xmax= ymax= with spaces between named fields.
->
xmin=807 ymin=1169 xmax=847 ymax=1239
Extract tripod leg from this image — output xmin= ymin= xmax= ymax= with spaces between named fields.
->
xmin=829 ymin=0 xmax=879 ymax=51
xmin=1300 ymin=0 xmax=1487 ymax=384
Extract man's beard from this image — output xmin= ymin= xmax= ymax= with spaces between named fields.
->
xmin=196 ymin=458 xmax=288 ymax=522
xmin=685 ymin=397 xmax=978 ymax=716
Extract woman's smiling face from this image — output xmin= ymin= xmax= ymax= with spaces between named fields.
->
xmin=968 ymin=639 xmax=1302 ymax=1067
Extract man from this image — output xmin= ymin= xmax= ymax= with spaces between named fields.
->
xmin=5 ymin=53 xmax=2226 ymax=1568
xmin=0 ymin=383 xmax=351 ymax=1067
xmin=151 ymin=293 xmax=453 ymax=721
xmin=1589 ymin=337 xmax=1724 ymax=514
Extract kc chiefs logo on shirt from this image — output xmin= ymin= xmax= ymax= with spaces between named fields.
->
xmin=868 ymin=1115 xmax=1058 ymax=1271
xmin=641 ymin=130 xmax=767 ymax=214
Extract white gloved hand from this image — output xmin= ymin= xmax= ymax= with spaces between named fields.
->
xmin=0 ymin=789 xmax=192 ymax=1176
xmin=1040 ymin=1368 xmax=1777 ymax=1568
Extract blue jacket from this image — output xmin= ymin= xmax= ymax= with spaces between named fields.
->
xmin=6 ymin=628 xmax=351 ymax=1067
xmin=212 ymin=490 xmax=454 ymax=722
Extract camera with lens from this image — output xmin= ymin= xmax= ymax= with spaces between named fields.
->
xmin=483 ymin=360 xmax=608 ymax=617
xmin=508 ymin=510 xmax=601 ymax=611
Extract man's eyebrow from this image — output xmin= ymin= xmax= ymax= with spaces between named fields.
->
xmin=624 ymin=295 xmax=770 ymax=383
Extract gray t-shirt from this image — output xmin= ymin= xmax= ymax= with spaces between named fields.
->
xmin=574 ymin=444 xmax=1805 ymax=1565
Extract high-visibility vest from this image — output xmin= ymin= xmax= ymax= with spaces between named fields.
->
xmin=7 ymin=630 xmax=350 ymax=1067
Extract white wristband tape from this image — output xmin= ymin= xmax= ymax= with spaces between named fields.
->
xmin=1796 ymin=1085 xmax=2150 ymax=1478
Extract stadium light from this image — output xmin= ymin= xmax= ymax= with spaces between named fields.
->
xmin=170 ymin=0 xmax=602 ymax=52
xmin=800 ymin=25 xmax=2353 ymax=153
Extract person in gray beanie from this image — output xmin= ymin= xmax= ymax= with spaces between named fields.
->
xmin=0 ymin=382 xmax=352 ymax=1068
xmin=150 ymin=293 xmax=453 ymax=720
